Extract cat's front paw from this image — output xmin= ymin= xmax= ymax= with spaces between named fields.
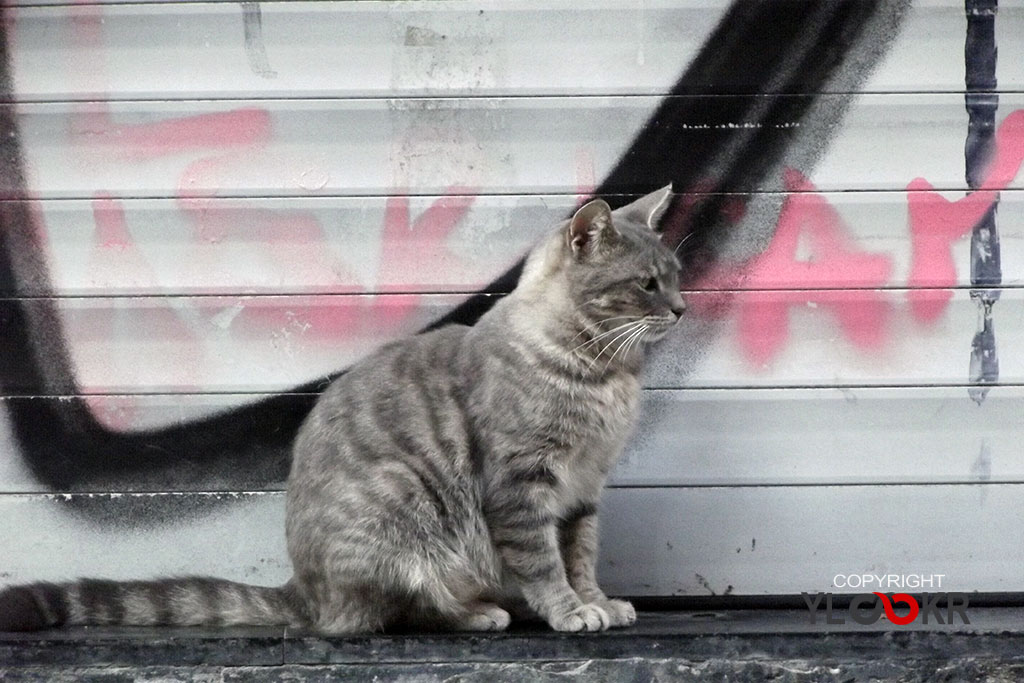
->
xmin=548 ymin=603 xmax=610 ymax=632
xmin=593 ymin=598 xmax=636 ymax=628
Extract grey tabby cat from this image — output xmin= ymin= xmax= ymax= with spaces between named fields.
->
xmin=0 ymin=186 xmax=684 ymax=634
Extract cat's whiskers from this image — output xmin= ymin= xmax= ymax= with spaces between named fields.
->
xmin=572 ymin=321 xmax=637 ymax=354
xmin=585 ymin=322 xmax=643 ymax=371
xmin=570 ymin=319 xmax=640 ymax=356
xmin=585 ymin=321 xmax=643 ymax=358
xmin=672 ymin=231 xmax=694 ymax=257
xmin=632 ymin=323 xmax=651 ymax=349
xmin=603 ymin=323 xmax=648 ymax=374
xmin=567 ymin=315 xmax=635 ymax=346
xmin=615 ymin=326 xmax=647 ymax=371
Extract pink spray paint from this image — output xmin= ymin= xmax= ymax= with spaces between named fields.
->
xmin=906 ymin=109 xmax=1024 ymax=322
xmin=237 ymin=188 xmax=475 ymax=343
xmin=690 ymin=170 xmax=893 ymax=366
xmin=734 ymin=170 xmax=893 ymax=365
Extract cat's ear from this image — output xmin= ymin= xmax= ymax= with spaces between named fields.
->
xmin=567 ymin=199 xmax=615 ymax=257
xmin=616 ymin=184 xmax=674 ymax=231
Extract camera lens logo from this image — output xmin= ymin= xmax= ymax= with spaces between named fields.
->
xmin=873 ymin=593 xmax=919 ymax=625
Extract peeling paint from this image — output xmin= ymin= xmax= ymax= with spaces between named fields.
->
xmin=404 ymin=26 xmax=446 ymax=47
xmin=971 ymin=439 xmax=992 ymax=482
xmin=211 ymin=302 xmax=245 ymax=331
xmin=969 ymin=297 xmax=999 ymax=405
xmin=241 ymin=2 xmax=278 ymax=79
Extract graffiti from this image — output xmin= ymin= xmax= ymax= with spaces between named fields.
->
xmin=687 ymin=108 xmax=1024 ymax=367
xmin=0 ymin=0 xmax=1023 ymax=608
xmin=692 ymin=169 xmax=893 ymax=365
xmin=11 ymin=0 xmax=1024 ymax=602
xmin=72 ymin=108 xmax=272 ymax=162
xmin=906 ymin=110 xmax=1023 ymax=320
xmin=0 ymin=0 xmax=936 ymax=514
xmin=378 ymin=188 xmax=477 ymax=296
xmin=241 ymin=188 xmax=476 ymax=341
xmin=55 ymin=1 xmax=483 ymax=383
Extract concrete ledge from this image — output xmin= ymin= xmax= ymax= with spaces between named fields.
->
xmin=4 ymin=609 xmax=1024 ymax=681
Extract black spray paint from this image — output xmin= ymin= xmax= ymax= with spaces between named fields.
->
xmin=0 ymin=1 xmax=895 ymax=510
xmin=241 ymin=2 xmax=277 ymax=79
xmin=965 ymin=0 xmax=1000 ymax=405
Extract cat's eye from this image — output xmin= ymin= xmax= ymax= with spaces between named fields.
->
xmin=641 ymin=277 xmax=659 ymax=293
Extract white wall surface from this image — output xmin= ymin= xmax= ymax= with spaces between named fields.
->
xmin=1 ymin=0 xmax=1022 ymax=600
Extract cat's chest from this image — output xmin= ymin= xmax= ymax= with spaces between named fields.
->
xmin=553 ymin=373 xmax=640 ymax=498
xmin=578 ymin=372 xmax=641 ymax=438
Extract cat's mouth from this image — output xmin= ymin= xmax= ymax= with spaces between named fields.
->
xmin=644 ymin=327 xmax=671 ymax=342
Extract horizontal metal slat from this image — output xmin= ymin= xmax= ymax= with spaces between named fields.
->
xmin=2 ymin=484 xmax=1022 ymax=595
xmin=9 ymin=189 xmax=1024 ymax=296
xmin=10 ymin=1 xmax=1024 ymax=97
xmin=1 ymin=386 xmax=1021 ymax=492
xmin=2 ymin=288 xmax=1021 ymax=392
xmin=13 ymin=96 xmax=1024 ymax=199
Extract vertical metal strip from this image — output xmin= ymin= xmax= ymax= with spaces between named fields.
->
xmin=965 ymin=0 xmax=1000 ymax=404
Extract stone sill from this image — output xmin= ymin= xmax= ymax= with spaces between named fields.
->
xmin=4 ymin=609 xmax=1024 ymax=681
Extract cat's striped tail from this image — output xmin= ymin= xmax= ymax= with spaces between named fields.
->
xmin=0 ymin=577 xmax=308 ymax=631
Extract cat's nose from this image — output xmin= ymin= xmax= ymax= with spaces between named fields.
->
xmin=671 ymin=300 xmax=686 ymax=320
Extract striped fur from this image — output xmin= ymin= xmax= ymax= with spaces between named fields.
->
xmin=1 ymin=187 xmax=684 ymax=634
xmin=0 ymin=578 xmax=305 ymax=630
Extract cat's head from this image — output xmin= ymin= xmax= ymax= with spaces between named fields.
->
xmin=523 ymin=185 xmax=686 ymax=351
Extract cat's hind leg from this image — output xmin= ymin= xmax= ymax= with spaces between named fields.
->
xmin=445 ymin=601 xmax=512 ymax=632
xmin=404 ymin=598 xmax=511 ymax=632
xmin=402 ymin=569 xmax=511 ymax=632
xmin=316 ymin=610 xmax=382 ymax=635
xmin=308 ymin=583 xmax=406 ymax=635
